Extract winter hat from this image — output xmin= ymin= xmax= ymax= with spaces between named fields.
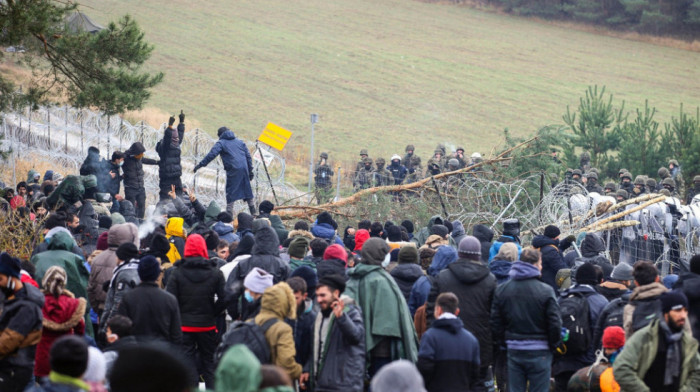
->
xmin=602 ymin=326 xmax=625 ymax=349
xmin=398 ymin=246 xmax=419 ymax=265
xmin=84 ymin=346 xmax=107 ymax=383
xmin=217 ymin=211 xmax=234 ymax=224
xmin=660 ymin=290 xmax=689 ymax=314
xmin=42 ymin=265 xmax=67 ymax=298
xmin=575 ymin=262 xmax=599 ymax=286
xmin=317 ymin=211 xmax=333 ymax=226
xmin=361 ymin=238 xmax=390 ymax=266
xmin=401 ymin=220 xmax=414 ymax=234
xmin=323 ymin=244 xmax=348 ymax=264
xmin=611 ymin=262 xmax=634 ymax=281
xmin=50 ymin=335 xmax=89 ymax=378
xmin=290 ymin=266 xmax=318 ymax=294
xmin=96 ymin=232 xmax=109 ymax=251
xmin=111 ymin=212 xmax=126 ymax=225
xmin=690 ymin=254 xmax=700 ymax=275
xmin=354 ymin=229 xmax=370 ymax=251
xmin=370 ymin=360 xmax=426 ymax=392
xmin=663 ymin=274 xmax=679 ymax=289
xmin=318 ymin=274 xmax=346 ymax=294
xmin=387 ymin=225 xmax=402 ymax=242
xmin=544 ymin=225 xmax=560 ymax=239
xmin=495 ymin=242 xmax=518 ymax=262
xmin=148 ymin=234 xmax=171 ymax=262
xmin=244 ymin=267 xmax=274 ymax=294
xmin=184 ymin=234 xmax=208 ymax=258
xmin=0 ymin=252 xmax=21 ymax=278
xmin=98 ymin=215 xmax=112 ymax=230
xmin=430 ymin=224 xmax=449 ymax=239
xmin=138 ymin=255 xmax=161 ymax=283
xmin=288 ymin=237 xmax=310 ymax=259
xmin=116 ymin=243 xmax=139 ymax=262
xmin=458 ymin=236 xmax=482 ymax=261
xmin=259 ymin=200 xmax=275 ymax=214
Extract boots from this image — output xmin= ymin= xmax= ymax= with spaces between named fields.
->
xmin=246 ymin=199 xmax=256 ymax=216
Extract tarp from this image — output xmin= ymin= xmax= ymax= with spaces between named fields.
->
xmin=65 ymin=11 xmax=104 ymax=34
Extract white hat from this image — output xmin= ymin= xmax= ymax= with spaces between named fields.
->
xmin=390 ymin=154 xmax=402 ymax=161
xmin=244 ymin=267 xmax=274 ymax=294
xmin=471 ymin=152 xmax=482 ymax=159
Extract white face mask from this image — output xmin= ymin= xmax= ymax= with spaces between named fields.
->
xmin=381 ymin=252 xmax=391 ymax=268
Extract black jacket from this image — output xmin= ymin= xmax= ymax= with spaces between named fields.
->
xmin=490 ymin=261 xmax=562 ymax=349
xmin=118 ymin=282 xmax=183 ymax=345
xmin=166 ymin=257 xmax=226 ymax=328
xmin=673 ymin=271 xmax=700 ymax=339
xmin=156 ymin=124 xmax=184 ymax=179
xmin=101 ymin=160 xmax=121 ymax=196
xmin=532 ymin=235 xmax=566 ymax=291
xmin=286 ymin=300 xmax=316 ymax=368
xmin=390 ymin=263 xmax=424 ymax=302
xmin=427 ymin=259 xmax=496 ymax=367
xmin=472 ymin=224 xmax=494 ymax=264
xmin=417 ymin=317 xmax=481 ymax=392
xmin=316 ymin=259 xmax=346 ymax=281
xmin=122 ymin=142 xmax=158 ymax=191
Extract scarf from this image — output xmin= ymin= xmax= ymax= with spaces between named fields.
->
xmin=660 ymin=319 xmax=683 ymax=386
xmin=49 ymin=371 xmax=90 ymax=391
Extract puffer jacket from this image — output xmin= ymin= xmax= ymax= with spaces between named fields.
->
xmin=226 ymin=227 xmax=290 ymax=319
xmin=310 ymin=223 xmax=343 ymax=246
xmin=313 ymin=296 xmax=365 ymax=392
xmin=254 ymin=283 xmax=303 ymax=379
xmin=98 ymin=258 xmax=141 ymax=339
xmin=213 ymin=221 xmax=237 ymax=243
xmin=156 ymin=123 xmax=184 ymax=179
xmin=0 ymin=284 xmax=45 ymax=371
xmin=532 ymin=235 xmax=566 ymax=290
xmin=390 ymin=263 xmax=424 ymax=302
xmin=122 ymin=142 xmax=158 ymax=191
xmin=166 ymin=236 xmax=226 ymax=328
xmin=87 ymin=223 xmax=140 ymax=313
xmin=427 ymin=258 xmax=497 ymax=367
xmin=472 ymin=224 xmax=494 ymax=263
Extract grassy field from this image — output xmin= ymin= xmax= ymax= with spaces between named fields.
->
xmin=67 ymin=0 xmax=700 ymax=165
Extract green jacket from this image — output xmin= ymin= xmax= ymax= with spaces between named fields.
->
xmin=31 ymin=231 xmax=90 ymax=301
xmin=345 ymin=264 xmax=418 ymax=364
xmin=613 ymin=319 xmax=700 ymax=392
xmin=214 ymin=344 xmax=261 ymax=392
xmin=290 ymin=258 xmax=316 ymax=271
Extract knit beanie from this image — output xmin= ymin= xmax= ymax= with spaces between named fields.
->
xmin=602 ymin=326 xmax=625 ymax=349
xmin=611 ymin=262 xmax=634 ymax=281
xmin=370 ymin=360 xmax=426 ymax=392
xmin=575 ymin=262 xmax=599 ymax=286
xmin=98 ymin=215 xmax=112 ymax=230
xmin=50 ymin=335 xmax=88 ymax=378
xmin=323 ymin=244 xmax=348 ymax=264
xmin=288 ymin=237 xmax=310 ymax=259
xmin=216 ymin=212 xmax=234 ymax=224
xmin=361 ymin=238 xmax=390 ymax=266
xmin=259 ymin=200 xmax=275 ymax=214
xmin=96 ymin=232 xmax=109 ymax=251
xmin=138 ymin=255 xmax=161 ymax=283
xmin=0 ymin=252 xmax=21 ymax=279
xmin=398 ymin=246 xmax=419 ymax=265
xmin=244 ymin=267 xmax=274 ymax=294
xmin=317 ymin=212 xmax=333 ymax=226
xmin=111 ymin=212 xmax=126 ymax=225
xmin=660 ymin=290 xmax=689 ymax=314
xmin=544 ymin=225 xmax=560 ymax=239
xmin=457 ymin=236 xmax=481 ymax=261
xmin=116 ymin=243 xmax=138 ymax=262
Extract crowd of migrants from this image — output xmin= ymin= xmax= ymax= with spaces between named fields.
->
xmin=1 ymin=115 xmax=700 ymax=392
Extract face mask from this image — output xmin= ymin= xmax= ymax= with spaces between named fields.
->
xmin=381 ymin=252 xmax=391 ymax=268
xmin=1 ymin=279 xmax=15 ymax=298
xmin=607 ymin=349 xmax=621 ymax=364
xmin=119 ymin=161 xmax=124 ymax=167
xmin=244 ymin=291 xmax=254 ymax=303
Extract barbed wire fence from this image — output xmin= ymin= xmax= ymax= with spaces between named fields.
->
xmin=0 ymin=105 xmax=302 ymax=214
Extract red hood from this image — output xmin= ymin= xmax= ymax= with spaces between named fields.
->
xmin=184 ymin=234 xmax=209 ymax=258
xmin=354 ymin=229 xmax=370 ymax=251
xmin=42 ymin=293 xmax=84 ymax=328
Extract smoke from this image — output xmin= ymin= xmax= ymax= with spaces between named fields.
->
xmin=138 ymin=204 xmax=165 ymax=239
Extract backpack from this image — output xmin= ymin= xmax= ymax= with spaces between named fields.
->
xmin=601 ymin=298 xmax=626 ymax=330
xmin=631 ymin=298 xmax=663 ymax=333
xmin=215 ymin=319 xmax=278 ymax=365
xmin=559 ymin=292 xmax=591 ymax=355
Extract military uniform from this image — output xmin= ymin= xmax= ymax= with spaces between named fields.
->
xmin=686 ymin=176 xmax=700 ymax=205
xmin=314 ymin=152 xmax=334 ymax=204
xmin=585 ymin=172 xmax=604 ymax=194
xmin=426 ymin=149 xmax=444 ymax=177
xmin=354 ymin=149 xmax=371 ymax=178
xmin=354 ymin=157 xmax=374 ymax=191
xmin=405 ymin=156 xmax=423 ymax=183
xmin=372 ymin=158 xmax=393 ymax=187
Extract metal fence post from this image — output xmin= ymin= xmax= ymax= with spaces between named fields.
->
xmin=64 ymin=106 xmax=68 ymax=153
xmin=80 ymin=111 xmax=84 ymax=154
xmin=119 ymin=117 xmax=123 ymax=150
xmin=47 ymin=108 xmax=51 ymax=148
xmin=106 ymin=115 xmax=111 ymax=159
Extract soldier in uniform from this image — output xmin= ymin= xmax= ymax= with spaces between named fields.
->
xmin=604 ymin=182 xmax=617 ymax=195
xmin=354 ymin=149 xmax=370 ymax=177
xmin=686 ymin=176 xmax=700 ymax=205
xmin=314 ymin=152 xmax=334 ymax=204
xmin=579 ymin=151 xmax=591 ymax=173
xmin=450 ymin=147 xmax=468 ymax=169
xmin=353 ymin=157 xmax=373 ymax=192
xmin=572 ymin=169 xmax=583 ymax=184
xmin=405 ymin=156 xmax=423 ymax=184
xmin=632 ymin=175 xmax=647 ymax=196
xmin=426 ymin=149 xmax=444 ymax=177
xmin=669 ymin=159 xmax=684 ymax=194
xmin=585 ymin=171 xmax=604 ymax=194
xmin=372 ymin=158 xmax=393 ymax=187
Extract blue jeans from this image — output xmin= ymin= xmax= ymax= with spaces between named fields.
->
xmin=507 ymin=349 xmax=552 ymax=392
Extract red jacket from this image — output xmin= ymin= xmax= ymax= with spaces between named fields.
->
xmin=34 ymin=291 xmax=86 ymax=377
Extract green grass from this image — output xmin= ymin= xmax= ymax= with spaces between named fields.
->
xmin=78 ymin=0 xmax=700 ymax=164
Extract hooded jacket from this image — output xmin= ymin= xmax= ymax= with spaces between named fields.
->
xmin=165 ymin=217 xmax=186 ymax=264
xmin=408 ymin=246 xmax=457 ymax=316
xmin=213 ymin=221 xmax=238 ymax=243
xmin=417 ymin=317 xmax=481 ymax=392
xmin=197 ymin=130 xmax=254 ymax=203
xmin=488 ymin=235 xmax=521 ymax=263
xmin=449 ymin=220 xmax=467 ymax=249
xmin=122 ymin=142 xmax=158 ymax=191
xmin=156 ymin=123 xmax=184 ymax=179
xmin=532 ymin=235 xmax=567 ymax=290
xmin=225 ymin=227 xmax=290 ymax=320
xmin=576 ymin=232 xmax=611 ymax=268
xmin=490 ymin=261 xmax=562 ymax=350
xmin=258 ymin=213 xmax=289 ymax=244
xmin=98 ymin=257 xmax=141 ymax=340
xmin=80 ymin=146 xmax=105 ymax=177
xmin=427 ymin=258 xmax=497 ymax=368
xmin=214 ymin=344 xmax=262 ymax=392
xmin=411 ymin=216 xmax=444 ymax=247
xmin=87 ymin=223 xmax=139 ymax=313
xmin=254 ymin=283 xmax=302 ymax=379
xmin=0 ymin=284 xmax=45 ymax=370
xmin=472 ymin=225 xmax=494 ymax=264
xmin=166 ymin=235 xmax=226 ymax=329
xmin=391 ymin=263 xmax=424 ymax=302
xmin=312 ymin=296 xmax=365 ymax=392
xmin=311 ymin=223 xmax=343 ymax=246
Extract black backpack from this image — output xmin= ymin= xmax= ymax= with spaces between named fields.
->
xmin=601 ymin=297 xmax=626 ymax=330
xmin=559 ymin=292 xmax=592 ymax=355
xmin=631 ymin=298 xmax=662 ymax=333
xmin=215 ymin=319 xmax=278 ymax=365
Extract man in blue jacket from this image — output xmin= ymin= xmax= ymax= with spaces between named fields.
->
xmin=194 ymin=126 xmax=255 ymax=215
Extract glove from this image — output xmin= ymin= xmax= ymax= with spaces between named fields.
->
xmin=560 ymin=234 xmax=576 ymax=251
xmin=193 ymin=165 xmax=200 ymax=173
xmin=168 ymin=116 xmax=176 ymax=126
xmin=249 ymin=173 xmax=254 ymax=181
xmin=179 ymin=110 xmax=185 ymax=123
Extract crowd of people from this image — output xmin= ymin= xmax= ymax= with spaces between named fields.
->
xmin=2 ymin=122 xmax=700 ymax=391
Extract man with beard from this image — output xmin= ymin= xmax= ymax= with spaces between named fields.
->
xmin=614 ymin=291 xmax=700 ymax=391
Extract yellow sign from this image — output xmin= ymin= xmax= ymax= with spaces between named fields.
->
xmin=258 ymin=122 xmax=292 ymax=151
